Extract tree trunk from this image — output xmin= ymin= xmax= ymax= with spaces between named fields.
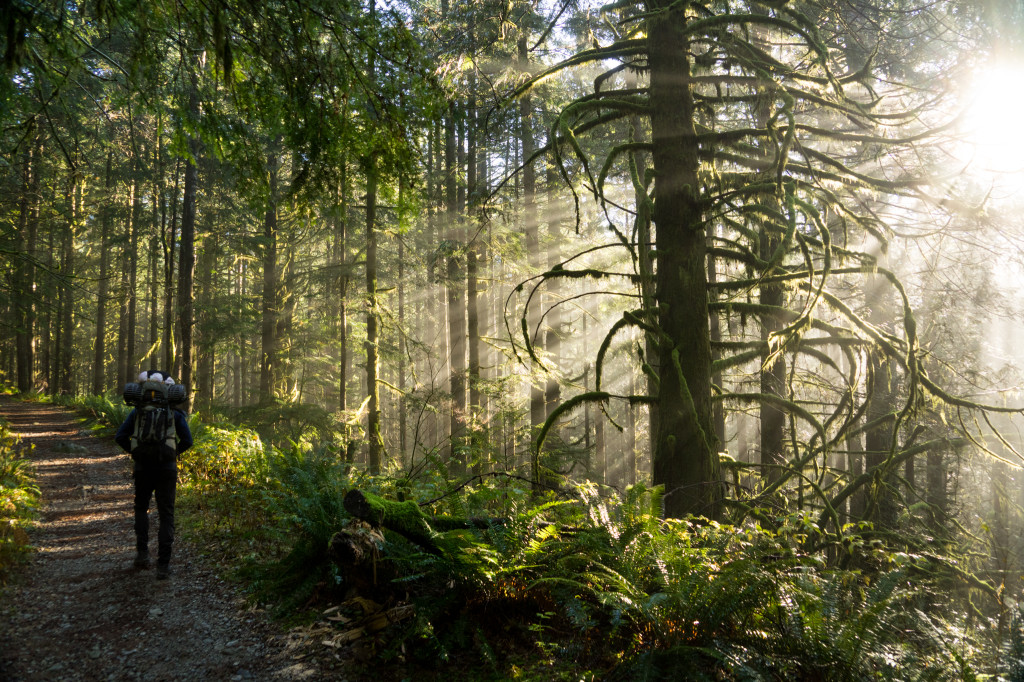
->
xmin=277 ymin=240 xmax=296 ymax=395
xmin=15 ymin=128 xmax=39 ymax=393
xmin=235 ymin=259 xmax=247 ymax=407
xmin=92 ymin=152 xmax=114 ymax=395
xmin=177 ymin=76 xmax=200 ymax=396
xmin=147 ymin=233 xmax=159 ymax=373
xmin=707 ymin=224 xmax=726 ymax=449
xmin=337 ymin=161 xmax=349 ymax=415
xmin=991 ymin=461 xmax=1011 ymax=596
xmin=519 ymin=36 xmax=545 ymax=491
xmin=117 ymin=246 xmax=129 ymax=384
xmin=647 ymin=3 xmax=721 ymax=519
xmin=43 ymin=223 xmax=55 ymax=394
xmin=259 ymin=148 xmax=280 ymax=400
xmin=446 ymin=101 xmax=467 ymax=476
xmin=631 ymin=72 xmax=659 ymax=462
xmin=365 ymin=156 xmax=383 ymax=474
xmin=925 ymin=444 xmax=946 ymax=532
xmin=759 ymin=236 xmax=787 ymax=488
xmin=59 ymin=172 xmax=81 ymax=395
xmin=466 ymin=72 xmax=483 ymax=474
xmin=863 ymin=260 xmax=898 ymax=529
xmin=398 ymin=182 xmax=409 ymax=462
xmin=161 ymin=161 xmax=179 ymax=372
xmin=544 ymin=163 xmax=561 ymax=423
xmin=196 ymin=210 xmax=216 ymax=408
xmin=125 ymin=166 xmax=141 ymax=383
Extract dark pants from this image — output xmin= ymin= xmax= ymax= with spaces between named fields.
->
xmin=133 ymin=462 xmax=177 ymax=565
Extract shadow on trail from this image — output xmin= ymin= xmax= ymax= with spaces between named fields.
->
xmin=0 ymin=397 xmax=321 ymax=682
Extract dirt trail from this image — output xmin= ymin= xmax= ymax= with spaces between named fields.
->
xmin=0 ymin=397 xmax=336 ymax=681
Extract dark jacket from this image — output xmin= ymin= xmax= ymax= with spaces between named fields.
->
xmin=115 ymin=408 xmax=194 ymax=457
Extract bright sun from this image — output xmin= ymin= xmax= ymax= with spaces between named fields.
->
xmin=959 ymin=62 xmax=1024 ymax=177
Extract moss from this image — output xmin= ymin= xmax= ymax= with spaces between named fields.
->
xmin=344 ymin=489 xmax=441 ymax=554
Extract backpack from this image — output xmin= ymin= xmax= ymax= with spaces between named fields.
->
xmin=123 ymin=378 xmax=186 ymax=462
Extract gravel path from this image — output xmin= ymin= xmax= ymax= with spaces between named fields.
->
xmin=0 ymin=397 xmax=335 ymax=681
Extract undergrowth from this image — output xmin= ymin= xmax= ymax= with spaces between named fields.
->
xmin=0 ymin=418 xmax=39 ymax=583
xmin=39 ymin=391 xmax=1011 ymax=678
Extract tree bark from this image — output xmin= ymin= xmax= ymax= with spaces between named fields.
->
xmin=337 ymin=160 xmax=349 ymax=415
xmin=365 ymin=155 xmax=383 ymax=474
xmin=15 ymin=128 xmax=39 ymax=393
xmin=259 ymin=148 xmax=280 ymax=400
xmin=397 ymin=181 xmax=409 ymax=461
xmin=177 ymin=74 xmax=200 ymax=397
xmin=647 ymin=3 xmax=722 ymax=519
xmin=92 ymin=151 xmax=114 ymax=395
xmin=196 ymin=209 xmax=216 ymax=408
xmin=466 ymin=71 xmax=483 ymax=474
xmin=863 ymin=261 xmax=898 ymax=529
xmin=124 ymin=166 xmax=141 ymax=383
xmin=544 ymin=163 xmax=561 ymax=424
xmin=925 ymin=444 xmax=946 ymax=531
xmin=277 ymin=239 xmax=296 ymax=395
xmin=519 ymin=36 xmax=545 ymax=491
xmin=235 ymin=259 xmax=248 ymax=406
xmin=446 ymin=100 xmax=467 ymax=476
xmin=59 ymin=171 xmax=81 ymax=395
xmin=343 ymin=489 xmax=441 ymax=555
xmin=43 ymin=223 xmax=55 ymax=394
xmin=162 ymin=160 xmax=179 ymax=373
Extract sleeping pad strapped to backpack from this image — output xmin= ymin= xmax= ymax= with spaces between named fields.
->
xmin=123 ymin=378 xmax=186 ymax=462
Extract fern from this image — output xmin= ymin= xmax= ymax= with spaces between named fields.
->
xmin=0 ymin=419 xmax=39 ymax=581
xmin=256 ymin=442 xmax=353 ymax=611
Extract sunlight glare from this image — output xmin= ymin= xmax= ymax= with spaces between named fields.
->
xmin=960 ymin=62 xmax=1024 ymax=176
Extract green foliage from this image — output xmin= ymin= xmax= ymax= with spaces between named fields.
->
xmin=179 ymin=424 xmax=268 ymax=489
xmin=73 ymin=394 xmax=132 ymax=431
xmin=169 ymin=416 xmax=354 ymax=616
xmin=1009 ymin=605 xmax=1024 ymax=682
xmin=0 ymin=419 xmax=39 ymax=583
xmin=253 ymin=443 xmax=353 ymax=614
xmin=345 ymin=482 xmax=990 ymax=679
xmin=226 ymin=399 xmax=344 ymax=449
xmin=42 ymin=384 xmax=990 ymax=677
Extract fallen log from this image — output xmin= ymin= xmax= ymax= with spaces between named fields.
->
xmin=342 ymin=489 xmax=443 ymax=554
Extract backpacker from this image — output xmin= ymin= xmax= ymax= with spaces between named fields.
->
xmin=123 ymin=376 xmax=186 ymax=462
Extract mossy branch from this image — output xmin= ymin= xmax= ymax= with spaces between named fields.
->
xmin=535 ymin=390 xmax=612 ymax=458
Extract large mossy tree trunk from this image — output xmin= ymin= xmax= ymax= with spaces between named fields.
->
xmin=863 ymin=262 xmax=898 ymax=529
xmin=646 ymin=2 xmax=721 ymax=519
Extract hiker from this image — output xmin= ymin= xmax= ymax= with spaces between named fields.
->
xmin=115 ymin=370 xmax=193 ymax=579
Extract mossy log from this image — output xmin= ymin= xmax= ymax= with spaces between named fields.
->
xmin=343 ymin=489 xmax=443 ymax=554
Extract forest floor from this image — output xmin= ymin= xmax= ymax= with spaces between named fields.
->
xmin=0 ymin=396 xmax=349 ymax=682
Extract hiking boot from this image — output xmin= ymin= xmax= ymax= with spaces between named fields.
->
xmin=134 ymin=550 xmax=151 ymax=569
xmin=156 ymin=563 xmax=172 ymax=580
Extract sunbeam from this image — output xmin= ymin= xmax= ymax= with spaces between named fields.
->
xmin=959 ymin=60 xmax=1024 ymax=179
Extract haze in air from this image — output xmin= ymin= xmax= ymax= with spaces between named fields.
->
xmin=2 ymin=0 xmax=1024 ymax=677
